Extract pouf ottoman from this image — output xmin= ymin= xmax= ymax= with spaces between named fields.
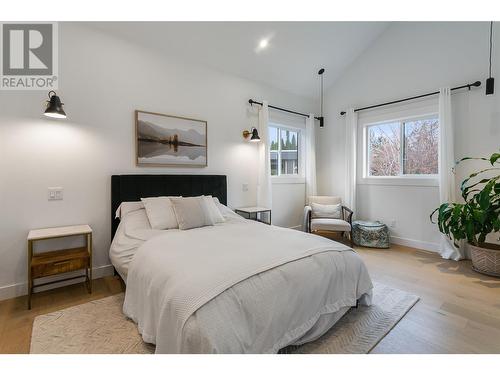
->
xmin=352 ymin=220 xmax=390 ymax=248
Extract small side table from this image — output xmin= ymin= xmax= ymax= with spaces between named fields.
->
xmin=352 ymin=220 xmax=390 ymax=249
xmin=27 ymin=224 xmax=93 ymax=309
xmin=235 ymin=207 xmax=272 ymax=225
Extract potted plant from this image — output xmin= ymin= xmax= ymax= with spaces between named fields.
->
xmin=431 ymin=151 xmax=500 ymax=277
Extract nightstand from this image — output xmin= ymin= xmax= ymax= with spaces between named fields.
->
xmin=27 ymin=224 xmax=92 ymax=309
xmin=235 ymin=207 xmax=272 ymax=225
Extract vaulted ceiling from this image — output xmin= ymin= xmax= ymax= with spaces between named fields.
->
xmin=88 ymin=22 xmax=390 ymax=98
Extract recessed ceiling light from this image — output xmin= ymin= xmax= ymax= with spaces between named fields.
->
xmin=255 ymin=34 xmax=274 ymax=53
xmin=258 ymin=39 xmax=269 ymax=49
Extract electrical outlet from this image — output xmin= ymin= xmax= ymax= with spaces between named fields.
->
xmin=390 ymin=220 xmax=396 ymax=228
xmin=48 ymin=187 xmax=63 ymax=201
xmin=242 ymin=183 xmax=249 ymax=192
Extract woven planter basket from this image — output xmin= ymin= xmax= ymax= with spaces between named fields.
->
xmin=469 ymin=242 xmax=500 ymax=278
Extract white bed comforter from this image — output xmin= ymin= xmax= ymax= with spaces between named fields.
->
xmin=123 ymin=218 xmax=373 ymax=353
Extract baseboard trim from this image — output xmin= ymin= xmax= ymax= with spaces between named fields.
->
xmin=0 ymin=264 xmax=114 ymax=302
xmin=390 ymin=236 xmax=439 ymax=253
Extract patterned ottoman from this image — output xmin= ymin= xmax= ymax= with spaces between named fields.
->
xmin=352 ymin=221 xmax=390 ymax=248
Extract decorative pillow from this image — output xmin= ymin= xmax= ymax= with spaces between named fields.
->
xmin=204 ymin=196 xmax=225 ymax=224
xmin=170 ymin=196 xmax=215 ymax=230
xmin=140 ymin=197 xmax=179 ymax=230
xmin=311 ymin=202 xmax=342 ymax=219
xmin=115 ymin=201 xmax=145 ymax=219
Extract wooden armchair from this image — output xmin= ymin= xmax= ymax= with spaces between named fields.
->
xmin=303 ymin=196 xmax=354 ymax=247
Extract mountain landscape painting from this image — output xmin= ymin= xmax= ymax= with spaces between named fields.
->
xmin=135 ymin=110 xmax=207 ymax=167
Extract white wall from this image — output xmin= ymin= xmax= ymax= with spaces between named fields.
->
xmin=317 ymin=22 xmax=500 ymax=251
xmin=0 ymin=23 xmax=314 ymax=299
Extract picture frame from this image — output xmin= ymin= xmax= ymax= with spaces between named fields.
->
xmin=135 ymin=110 xmax=207 ymax=167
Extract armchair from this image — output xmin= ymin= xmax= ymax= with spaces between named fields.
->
xmin=304 ymin=196 xmax=354 ymax=247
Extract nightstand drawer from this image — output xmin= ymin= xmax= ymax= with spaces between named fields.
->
xmin=31 ymin=247 xmax=89 ymax=278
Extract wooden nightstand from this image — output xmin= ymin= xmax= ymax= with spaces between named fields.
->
xmin=234 ymin=207 xmax=272 ymax=225
xmin=27 ymin=224 xmax=93 ymax=309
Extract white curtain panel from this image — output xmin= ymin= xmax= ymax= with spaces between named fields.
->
xmin=344 ymin=108 xmax=358 ymax=215
xmin=438 ymin=88 xmax=465 ymax=260
xmin=257 ymin=101 xmax=272 ymax=209
xmin=305 ymin=114 xmax=317 ymax=198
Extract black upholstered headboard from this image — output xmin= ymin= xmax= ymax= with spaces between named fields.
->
xmin=111 ymin=174 xmax=227 ymax=238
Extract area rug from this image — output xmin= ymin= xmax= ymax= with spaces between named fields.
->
xmin=30 ymin=282 xmax=418 ymax=354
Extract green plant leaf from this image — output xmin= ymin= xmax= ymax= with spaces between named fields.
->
xmin=431 ymin=151 xmax=500 ymax=246
xmin=457 ymin=156 xmax=489 ymax=164
xmin=490 ymin=152 xmax=500 ymax=165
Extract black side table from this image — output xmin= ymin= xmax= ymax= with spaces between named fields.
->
xmin=234 ymin=207 xmax=272 ymax=225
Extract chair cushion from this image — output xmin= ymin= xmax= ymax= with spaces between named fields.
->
xmin=308 ymin=196 xmax=342 ymax=206
xmin=311 ymin=202 xmax=342 ymax=219
xmin=310 ymin=218 xmax=351 ymax=232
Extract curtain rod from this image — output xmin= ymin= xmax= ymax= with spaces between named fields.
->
xmin=248 ymin=99 xmax=321 ymax=121
xmin=339 ymin=81 xmax=481 ymax=116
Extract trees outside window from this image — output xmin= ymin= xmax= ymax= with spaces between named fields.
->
xmin=269 ymin=125 xmax=300 ymax=176
xmin=367 ymin=116 xmax=438 ymax=177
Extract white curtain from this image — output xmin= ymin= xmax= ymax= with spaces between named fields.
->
xmin=305 ymin=114 xmax=317 ymax=198
xmin=344 ymin=108 xmax=357 ymax=214
xmin=438 ymin=88 xmax=465 ymax=260
xmin=257 ymin=101 xmax=272 ymax=209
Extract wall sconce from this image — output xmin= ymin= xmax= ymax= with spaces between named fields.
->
xmin=44 ymin=91 xmax=67 ymax=119
xmin=242 ymin=127 xmax=260 ymax=142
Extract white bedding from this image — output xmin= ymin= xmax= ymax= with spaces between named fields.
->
xmin=119 ymin=207 xmax=373 ymax=353
xmin=109 ymin=202 xmax=239 ymax=280
xmin=109 ymin=208 xmax=162 ymax=280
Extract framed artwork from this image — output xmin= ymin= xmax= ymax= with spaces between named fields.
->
xmin=135 ymin=110 xmax=207 ymax=167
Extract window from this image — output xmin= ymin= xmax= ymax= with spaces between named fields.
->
xmin=366 ymin=115 xmax=439 ymax=177
xmin=269 ymin=125 xmax=300 ymax=176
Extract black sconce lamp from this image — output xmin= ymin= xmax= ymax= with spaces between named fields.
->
xmin=486 ymin=21 xmax=495 ymax=95
xmin=44 ymin=91 xmax=67 ymax=119
xmin=242 ymin=127 xmax=260 ymax=142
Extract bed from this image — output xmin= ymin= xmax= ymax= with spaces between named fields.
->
xmin=110 ymin=174 xmax=373 ymax=353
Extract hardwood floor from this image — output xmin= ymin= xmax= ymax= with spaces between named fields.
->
xmin=357 ymin=244 xmax=500 ymax=353
xmin=0 ymin=243 xmax=499 ymax=354
xmin=0 ymin=276 xmax=124 ymax=354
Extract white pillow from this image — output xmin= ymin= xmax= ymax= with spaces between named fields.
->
xmin=115 ymin=201 xmax=145 ymax=219
xmin=140 ymin=197 xmax=179 ymax=230
xmin=170 ymin=196 xmax=215 ymax=230
xmin=311 ymin=202 xmax=342 ymax=219
xmin=204 ymin=196 xmax=225 ymax=224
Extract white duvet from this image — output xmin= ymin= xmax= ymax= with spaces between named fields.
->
xmin=121 ymin=209 xmax=373 ymax=353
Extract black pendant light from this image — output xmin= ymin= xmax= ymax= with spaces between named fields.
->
xmin=486 ymin=21 xmax=495 ymax=95
xmin=44 ymin=91 xmax=67 ymax=118
xmin=318 ymin=68 xmax=325 ymax=127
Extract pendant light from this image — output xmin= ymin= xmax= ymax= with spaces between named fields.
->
xmin=318 ymin=68 xmax=325 ymax=127
xmin=44 ymin=91 xmax=67 ymax=119
xmin=486 ymin=21 xmax=495 ymax=95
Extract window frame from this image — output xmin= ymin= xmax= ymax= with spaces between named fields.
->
xmin=269 ymin=122 xmax=305 ymax=183
xmin=360 ymin=112 xmax=439 ymax=187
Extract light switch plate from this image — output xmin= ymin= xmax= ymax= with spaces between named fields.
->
xmin=48 ymin=187 xmax=63 ymax=201
xmin=242 ymin=183 xmax=249 ymax=192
